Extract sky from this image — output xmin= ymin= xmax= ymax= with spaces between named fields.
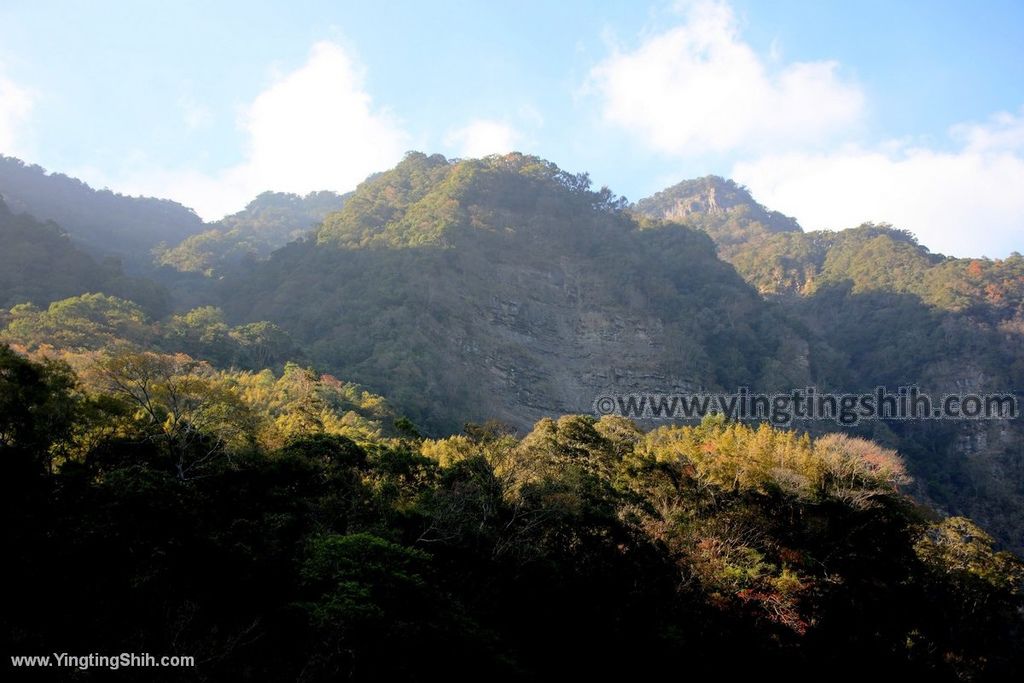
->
xmin=0 ymin=0 xmax=1022 ymax=258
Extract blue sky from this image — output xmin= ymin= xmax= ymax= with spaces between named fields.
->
xmin=1 ymin=0 xmax=1022 ymax=257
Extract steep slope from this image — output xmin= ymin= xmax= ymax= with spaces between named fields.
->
xmin=639 ymin=181 xmax=1024 ymax=552
xmin=0 ymin=197 xmax=169 ymax=314
xmin=223 ymin=153 xmax=812 ymax=432
xmin=742 ymin=227 xmax=1024 ymax=548
xmin=635 ymin=176 xmax=801 ymax=256
xmin=155 ymin=190 xmax=348 ymax=276
xmin=0 ymin=155 xmax=204 ymax=264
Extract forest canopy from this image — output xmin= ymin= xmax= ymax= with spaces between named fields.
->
xmin=3 ymin=345 xmax=1022 ymax=680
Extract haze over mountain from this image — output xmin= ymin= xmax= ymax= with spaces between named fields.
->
xmin=0 ymin=196 xmax=169 ymax=314
xmin=0 ymin=154 xmax=348 ymax=280
xmin=0 ymin=155 xmax=204 ymax=264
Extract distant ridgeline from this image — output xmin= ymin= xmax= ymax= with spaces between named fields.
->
xmin=0 ymin=155 xmax=346 ymax=277
xmin=0 ymin=150 xmax=1022 ymax=557
xmin=0 ymin=196 xmax=170 ymax=314
xmin=0 ymin=155 xmax=204 ymax=264
xmin=154 ymin=190 xmax=348 ymax=276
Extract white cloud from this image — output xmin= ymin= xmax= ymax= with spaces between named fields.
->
xmin=588 ymin=0 xmax=863 ymax=154
xmin=732 ymin=108 xmax=1024 ymax=258
xmin=0 ymin=69 xmax=34 ymax=156
xmin=952 ymin=109 xmax=1024 ymax=154
xmin=444 ymin=119 xmax=520 ymax=158
xmin=103 ymin=42 xmax=407 ymax=220
xmin=586 ymin=0 xmax=1020 ymax=258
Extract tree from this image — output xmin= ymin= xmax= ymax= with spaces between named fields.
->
xmin=86 ymin=350 xmax=255 ymax=479
xmin=0 ymin=344 xmax=78 ymax=474
xmin=165 ymin=306 xmax=234 ymax=365
xmin=229 ymin=320 xmax=295 ymax=368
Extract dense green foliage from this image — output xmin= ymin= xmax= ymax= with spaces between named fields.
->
xmin=223 ymin=153 xmax=811 ymax=432
xmin=3 ymin=152 xmax=1021 ymax=555
xmin=1 ymin=294 xmax=302 ymax=371
xmin=2 ymin=347 xmax=1021 ymax=680
xmin=315 ymin=152 xmax=627 ymax=247
xmin=724 ymin=223 xmax=1023 ymax=309
xmin=215 ymin=153 xmax=1024 ymax=552
xmin=636 ymin=186 xmax=1024 ymax=554
xmin=634 ymin=175 xmax=801 ymax=256
xmin=155 ymin=191 xmax=347 ymax=276
xmin=2 ymin=152 xmax=1022 ymax=679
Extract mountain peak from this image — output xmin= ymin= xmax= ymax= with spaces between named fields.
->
xmin=635 ymin=176 xmax=801 ymax=249
xmin=315 ymin=151 xmax=627 ymax=249
xmin=651 ymin=175 xmax=750 ymax=217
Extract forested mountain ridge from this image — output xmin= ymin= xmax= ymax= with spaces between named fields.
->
xmin=635 ymin=180 xmax=1023 ymax=313
xmin=634 ymin=175 xmax=802 ymax=256
xmin=0 ymin=197 xmax=170 ymax=315
xmin=726 ymin=223 xmax=1024 ymax=320
xmin=637 ymin=181 xmax=1024 ymax=552
xmin=223 ymin=152 xmax=813 ymax=433
xmin=0 ymin=155 xmax=347 ymax=279
xmin=218 ymin=153 xmax=1024 ymax=554
xmin=155 ymin=190 xmax=348 ymax=276
xmin=2 ymin=152 xmax=1022 ymax=550
xmin=1 ymin=150 xmax=1023 ymax=678
xmin=0 ymin=155 xmax=205 ymax=264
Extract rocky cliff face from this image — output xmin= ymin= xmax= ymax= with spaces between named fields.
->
xmin=221 ymin=153 xmax=1023 ymax=554
xmin=640 ymin=177 xmax=1024 ymax=553
xmin=223 ymin=154 xmax=812 ymax=432
xmin=634 ymin=176 xmax=801 ymax=252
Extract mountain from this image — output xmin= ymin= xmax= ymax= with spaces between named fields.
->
xmin=0 ymin=156 xmax=354 ymax=278
xmin=155 ymin=190 xmax=348 ymax=276
xmin=727 ymin=221 xmax=1023 ymax=313
xmin=2 ymin=153 xmax=1023 ymax=677
xmin=0 ymin=197 xmax=169 ymax=314
xmin=637 ymin=182 xmax=1024 ymax=552
xmin=635 ymin=180 xmax=1023 ymax=311
xmin=222 ymin=156 xmax=1024 ymax=553
xmin=1 ymin=152 xmax=1021 ymax=554
xmin=222 ymin=152 xmax=813 ymax=433
xmin=0 ymin=155 xmax=205 ymax=265
xmin=634 ymin=176 xmax=801 ymax=256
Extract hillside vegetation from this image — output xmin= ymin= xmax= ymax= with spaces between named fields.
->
xmin=3 ymin=345 xmax=1021 ymax=680
xmin=0 ymin=155 xmax=204 ymax=263
xmin=0 ymin=198 xmax=169 ymax=314
xmin=155 ymin=191 xmax=347 ymax=276
xmin=224 ymin=153 xmax=813 ymax=432
xmin=1 ymin=152 xmax=1022 ymax=678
